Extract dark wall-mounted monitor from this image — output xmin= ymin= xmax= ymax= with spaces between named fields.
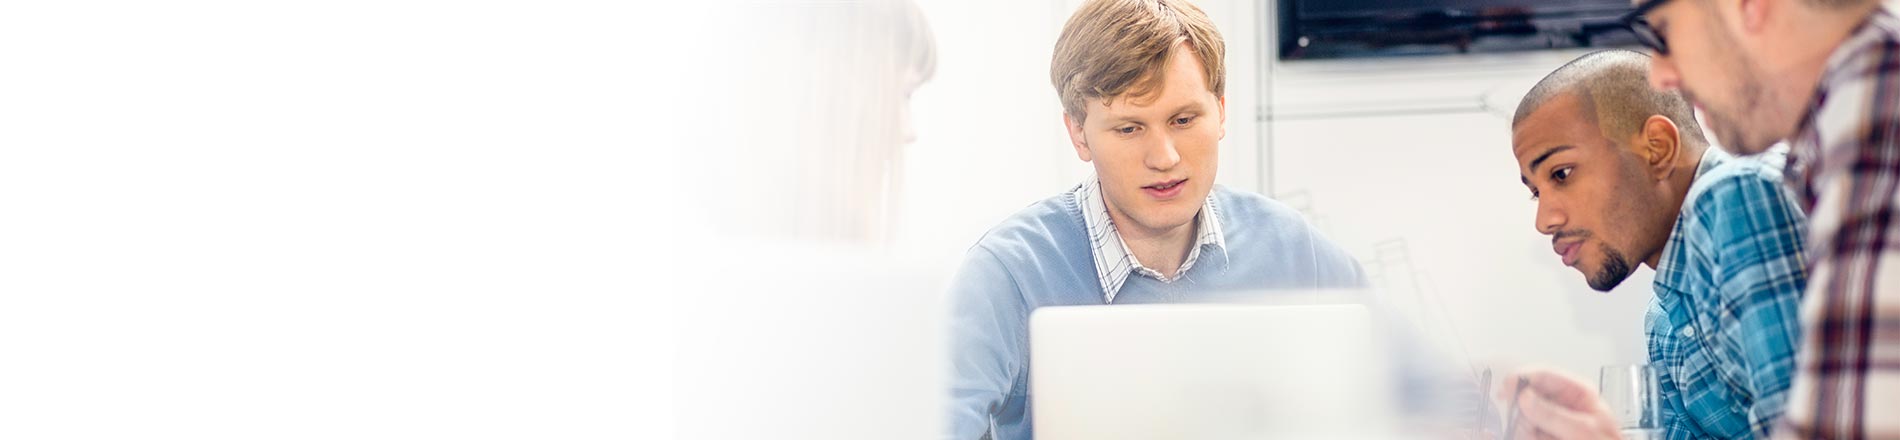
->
xmin=1277 ymin=0 xmax=1640 ymax=60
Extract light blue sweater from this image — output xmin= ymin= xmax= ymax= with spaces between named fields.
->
xmin=943 ymin=184 xmax=1369 ymax=440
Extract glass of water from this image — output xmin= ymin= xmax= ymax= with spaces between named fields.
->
xmin=1599 ymin=364 xmax=1661 ymax=440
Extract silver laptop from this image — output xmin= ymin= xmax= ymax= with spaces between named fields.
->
xmin=1030 ymin=302 xmax=1401 ymax=439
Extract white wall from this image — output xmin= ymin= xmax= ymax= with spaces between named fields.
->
xmin=1266 ymin=51 xmax=1656 ymax=377
xmin=894 ymin=0 xmax=1082 ymax=254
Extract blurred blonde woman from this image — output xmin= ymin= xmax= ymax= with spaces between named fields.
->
xmin=712 ymin=0 xmax=936 ymax=244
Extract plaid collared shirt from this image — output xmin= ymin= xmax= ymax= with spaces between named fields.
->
xmin=1075 ymin=177 xmax=1226 ymax=304
xmin=1649 ymin=147 xmax=1808 ymax=440
xmin=1778 ymin=8 xmax=1900 ymax=439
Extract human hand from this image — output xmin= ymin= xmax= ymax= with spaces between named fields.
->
xmin=1493 ymin=367 xmax=1622 ymax=440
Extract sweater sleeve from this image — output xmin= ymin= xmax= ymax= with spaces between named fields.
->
xmin=942 ymin=245 xmax=1031 ymax=440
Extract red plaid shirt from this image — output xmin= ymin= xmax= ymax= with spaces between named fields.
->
xmin=1779 ymin=8 xmax=1900 ymax=439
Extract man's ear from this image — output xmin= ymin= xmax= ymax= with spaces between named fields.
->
xmin=1065 ymin=113 xmax=1092 ymax=162
xmin=1217 ymin=95 xmax=1228 ymax=141
xmin=1638 ymin=114 xmax=1683 ymax=180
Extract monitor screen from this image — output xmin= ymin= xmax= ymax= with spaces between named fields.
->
xmin=1279 ymin=0 xmax=1639 ymax=59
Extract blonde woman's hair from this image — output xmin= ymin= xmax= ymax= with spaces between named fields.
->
xmin=711 ymin=0 xmax=936 ymax=244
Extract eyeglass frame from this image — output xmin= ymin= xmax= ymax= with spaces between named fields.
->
xmin=1621 ymin=0 xmax=1679 ymax=55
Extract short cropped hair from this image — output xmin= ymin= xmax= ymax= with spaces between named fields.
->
xmin=1049 ymin=0 xmax=1225 ymax=123
xmin=1514 ymin=49 xmax=1707 ymax=147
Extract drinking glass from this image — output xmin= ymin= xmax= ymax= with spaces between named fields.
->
xmin=1598 ymin=364 xmax=1661 ymax=440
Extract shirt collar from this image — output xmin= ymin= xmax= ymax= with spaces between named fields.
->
xmin=1655 ymin=146 xmax=1730 ymax=280
xmin=1075 ymin=177 xmax=1227 ymax=304
xmin=1653 ymin=146 xmax=1793 ymax=289
xmin=1694 ymin=144 xmax=1733 ymax=178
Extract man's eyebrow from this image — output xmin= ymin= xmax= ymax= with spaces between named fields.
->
xmin=1527 ymin=145 xmax=1575 ymax=174
xmin=1102 ymin=112 xmax=1144 ymax=124
xmin=1101 ymin=101 xmax=1210 ymax=124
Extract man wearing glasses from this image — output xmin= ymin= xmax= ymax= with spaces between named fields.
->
xmin=1618 ymin=0 xmax=1895 ymax=438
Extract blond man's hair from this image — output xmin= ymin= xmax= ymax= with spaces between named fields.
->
xmin=1050 ymin=0 xmax=1225 ymax=123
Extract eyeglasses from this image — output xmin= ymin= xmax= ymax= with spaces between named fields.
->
xmin=1621 ymin=0 xmax=1678 ymax=55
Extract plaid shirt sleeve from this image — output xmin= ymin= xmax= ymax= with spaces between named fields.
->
xmin=1705 ymin=172 xmax=1807 ymax=437
xmin=1778 ymin=10 xmax=1900 ymax=439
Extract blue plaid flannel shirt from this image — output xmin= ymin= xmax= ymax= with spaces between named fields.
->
xmin=1647 ymin=147 xmax=1808 ymax=440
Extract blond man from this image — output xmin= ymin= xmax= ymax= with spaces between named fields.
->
xmin=942 ymin=0 xmax=1366 ymax=438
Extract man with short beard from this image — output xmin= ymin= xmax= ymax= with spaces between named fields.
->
xmin=1502 ymin=50 xmax=1809 ymax=440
